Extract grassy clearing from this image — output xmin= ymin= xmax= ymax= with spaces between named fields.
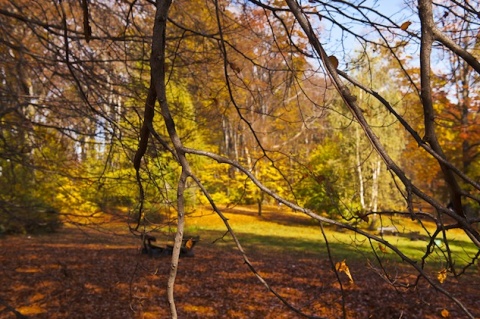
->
xmin=4 ymin=224 xmax=479 ymax=319
xmin=183 ymin=205 xmax=478 ymax=269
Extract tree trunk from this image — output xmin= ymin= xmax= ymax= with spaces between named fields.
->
xmin=355 ymin=127 xmax=365 ymax=210
xmin=257 ymin=191 xmax=264 ymax=216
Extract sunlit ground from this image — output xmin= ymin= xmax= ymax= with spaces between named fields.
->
xmin=1 ymin=206 xmax=479 ymax=318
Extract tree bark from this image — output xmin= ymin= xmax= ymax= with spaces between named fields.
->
xmin=355 ymin=127 xmax=365 ymax=210
xmin=418 ymin=0 xmax=465 ymax=218
xmin=149 ymin=1 xmax=189 ymax=318
xmin=284 ymin=0 xmax=480 ymax=241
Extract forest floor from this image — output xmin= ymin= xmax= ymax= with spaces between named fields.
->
xmin=1 ymin=207 xmax=480 ymax=319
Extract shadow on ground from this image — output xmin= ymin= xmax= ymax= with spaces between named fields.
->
xmin=1 ymin=226 xmax=479 ymax=318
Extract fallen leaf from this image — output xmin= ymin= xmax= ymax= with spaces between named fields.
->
xmin=441 ymin=308 xmax=450 ymax=318
xmin=327 ymin=55 xmax=339 ymax=69
xmin=335 ymin=259 xmax=353 ymax=283
xmin=438 ymin=268 xmax=447 ymax=284
xmin=400 ymin=21 xmax=412 ymax=31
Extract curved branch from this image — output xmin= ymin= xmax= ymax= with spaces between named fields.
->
xmin=433 ymin=27 xmax=480 ymax=74
xmin=184 ymin=144 xmax=475 ymax=318
xmin=419 ymin=0 xmax=465 ymax=218
xmin=283 ymin=0 xmax=480 ymax=240
xmin=337 ymin=69 xmax=480 ymax=192
xmin=148 ymin=1 xmax=187 ymax=318
xmin=132 ymin=84 xmax=157 ymax=231
xmin=189 ymin=173 xmax=326 ymax=319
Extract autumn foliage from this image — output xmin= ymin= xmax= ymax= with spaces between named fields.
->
xmin=2 ymin=0 xmax=480 ymax=318
xmin=1 ymin=223 xmax=479 ymax=319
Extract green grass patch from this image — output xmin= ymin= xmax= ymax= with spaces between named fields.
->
xmin=183 ymin=205 xmax=478 ymax=269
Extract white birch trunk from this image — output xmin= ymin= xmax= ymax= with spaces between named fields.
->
xmin=355 ymin=126 xmax=365 ymax=209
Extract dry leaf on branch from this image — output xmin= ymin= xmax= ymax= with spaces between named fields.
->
xmin=437 ymin=269 xmax=447 ymax=284
xmin=327 ymin=55 xmax=339 ymax=69
xmin=400 ymin=21 xmax=412 ymax=31
xmin=335 ymin=259 xmax=353 ymax=283
xmin=229 ymin=62 xmax=242 ymax=73
xmin=357 ymin=212 xmax=369 ymax=222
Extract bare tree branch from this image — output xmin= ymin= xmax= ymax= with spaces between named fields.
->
xmin=433 ymin=27 xmax=480 ymax=74
xmin=184 ymin=144 xmax=475 ymax=318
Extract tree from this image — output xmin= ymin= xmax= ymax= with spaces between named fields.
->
xmin=325 ymin=48 xmax=410 ymax=225
xmin=0 ymin=0 xmax=156 ymax=226
xmin=135 ymin=1 xmax=480 ymax=317
xmin=2 ymin=0 xmax=480 ymax=318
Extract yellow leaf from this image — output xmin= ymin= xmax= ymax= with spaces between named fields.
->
xmin=400 ymin=21 xmax=412 ymax=31
xmin=335 ymin=259 xmax=353 ymax=283
xmin=437 ymin=268 xmax=447 ymax=284
xmin=335 ymin=259 xmax=346 ymax=272
xmin=441 ymin=309 xmax=450 ymax=318
xmin=328 ymin=55 xmax=339 ymax=69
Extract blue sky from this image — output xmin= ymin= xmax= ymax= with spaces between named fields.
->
xmin=308 ymin=0 xmax=417 ymax=68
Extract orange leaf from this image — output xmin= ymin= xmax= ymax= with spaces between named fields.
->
xmin=185 ymin=238 xmax=194 ymax=250
xmin=335 ymin=259 xmax=353 ymax=283
xmin=441 ymin=309 xmax=450 ymax=318
xmin=437 ymin=268 xmax=447 ymax=284
xmin=328 ymin=55 xmax=339 ymax=69
xmin=400 ymin=21 xmax=412 ymax=31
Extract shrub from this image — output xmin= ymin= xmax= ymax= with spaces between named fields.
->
xmin=0 ymin=200 xmax=62 ymax=234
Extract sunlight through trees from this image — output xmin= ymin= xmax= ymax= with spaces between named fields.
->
xmin=1 ymin=0 xmax=480 ymax=318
